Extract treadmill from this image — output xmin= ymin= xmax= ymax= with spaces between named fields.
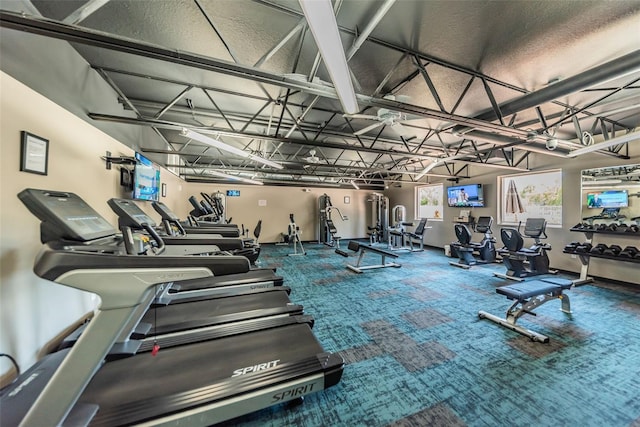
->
xmin=3 ymin=188 xmax=344 ymax=427
xmin=108 ymin=197 xmax=261 ymax=269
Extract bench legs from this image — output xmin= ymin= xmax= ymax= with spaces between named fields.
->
xmin=346 ymin=251 xmax=401 ymax=274
xmin=478 ymin=292 xmax=572 ymax=343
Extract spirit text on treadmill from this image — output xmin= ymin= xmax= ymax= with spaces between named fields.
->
xmin=8 ymin=372 xmax=40 ymax=397
xmin=231 ymin=359 xmax=280 ymax=377
xmin=272 ymin=383 xmax=316 ymax=402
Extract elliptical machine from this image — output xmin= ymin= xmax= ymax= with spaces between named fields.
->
xmin=494 ymin=217 xmax=555 ymax=281
xmin=449 ymin=216 xmax=496 ymax=269
xmin=277 ymin=214 xmax=306 ymax=256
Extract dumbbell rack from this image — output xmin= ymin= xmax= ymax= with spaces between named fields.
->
xmin=566 ymin=226 xmax=640 ymax=284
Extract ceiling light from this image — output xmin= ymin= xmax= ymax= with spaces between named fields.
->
xmin=351 ymin=180 xmax=360 ymax=190
xmin=181 ymin=128 xmax=284 ymax=169
xmin=206 ymin=170 xmax=264 ymax=185
xmin=582 ymin=179 xmax=622 ymax=185
xmin=567 ymin=130 xmax=640 ymax=157
xmin=299 ymin=0 xmax=359 ymax=114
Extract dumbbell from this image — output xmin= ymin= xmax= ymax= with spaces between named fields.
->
xmin=616 ymin=224 xmax=628 ymax=232
xmin=596 ymin=224 xmax=608 ymax=232
xmin=606 ymin=223 xmax=618 ymax=232
xmin=626 ymin=225 xmax=639 ymax=233
xmin=575 ymin=243 xmax=593 ymax=253
xmin=618 ymin=246 xmax=639 ymax=259
xmin=564 ymin=242 xmax=579 ymax=253
xmin=602 ymin=244 xmax=622 ymax=256
xmin=590 ymin=243 xmax=608 ymax=255
xmin=571 ymin=223 xmax=583 ymax=230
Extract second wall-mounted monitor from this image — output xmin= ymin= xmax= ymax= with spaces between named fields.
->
xmin=447 ymin=184 xmax=484 ymax=207
xmin=133 ymin=152 xmax=160 ymax=202
xmin=586 ymin=190 xmax=628 ymax=208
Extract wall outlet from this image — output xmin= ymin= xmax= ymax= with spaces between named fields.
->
xmin=571 ymin=254 xmax=577 ymax=259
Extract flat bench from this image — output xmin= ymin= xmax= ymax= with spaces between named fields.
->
xmin=336 ymin=241 xmax=401 ymax=274
xmin=478 ymin=278 xmax=574 ymax=342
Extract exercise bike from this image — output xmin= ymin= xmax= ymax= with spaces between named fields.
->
xmin=449 ymin=216 xmax=496 ymax=269
xmin=493 ymin=217 xmax=555 ymax=281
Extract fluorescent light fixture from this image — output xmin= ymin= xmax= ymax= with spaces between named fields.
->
xmin=182 ymin=128 xmax=284 ymax=169
xmin=415 ymin=161 xmax=440 ymax=180
xmin=299 ymin=0 xmax=359 ymax=114
xmin=206 ymin=169 xmax=264 ymax=185
xmin=567 ymin=130 xmax=640 ymax=157
xmin=351 ymin=180 xmax=360 ymax=190
xmin=582 ymin=179 xmax=622 ymax=185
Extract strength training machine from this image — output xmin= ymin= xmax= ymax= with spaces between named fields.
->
xmin=478 ymin=278 xmax=574 ymax=342
xmin=336 ymin=241 xmax=401 ymax=273
xmin=318 ymin=194 xmax=348 ymax=248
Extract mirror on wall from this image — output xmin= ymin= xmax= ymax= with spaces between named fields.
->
xmin=580 ymin=164 xmax=640 ymax=223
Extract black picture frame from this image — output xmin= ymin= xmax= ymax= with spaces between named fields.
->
xmin=20 ymin=131 xmax=49 ymax=175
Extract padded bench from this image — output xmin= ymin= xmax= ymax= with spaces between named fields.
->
xmin=336 ymin=241 xmax=401 ymax=274
xmin=479 ymin=278 xmax=574 ymax=342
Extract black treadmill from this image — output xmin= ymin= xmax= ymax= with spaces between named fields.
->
xmin=20 ymin=189 xmax=295 ymax=348
xmin=106 ymin=197 xmax=281 ymax=297
xmin=109 ymin=197 xmax=260 ymax=264
xmin=2 ymin=188 xmax=344 ymax=427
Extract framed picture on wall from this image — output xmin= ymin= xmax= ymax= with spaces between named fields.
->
xmin=20 ymin=131 xmax=49 ymax=175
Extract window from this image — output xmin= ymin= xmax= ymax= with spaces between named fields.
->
xmin=498 ymin=169 xmax=562 ymax=227
xmin=415 ymin=183 xmax=443 ymax=221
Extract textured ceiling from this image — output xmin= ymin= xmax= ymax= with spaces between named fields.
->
xmin=2 ymin=0 xmax=640 ymax=188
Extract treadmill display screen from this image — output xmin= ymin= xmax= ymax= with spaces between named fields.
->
xmin=109 ymin=199 xmax=157 ymax=227
xmin=18 ymin=189 xmax=116 ymax=241
xmin=152 ymin=201 xmax=180 ymax=221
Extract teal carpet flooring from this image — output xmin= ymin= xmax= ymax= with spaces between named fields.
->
xmin=222 ymin=241 xmax=640 ymax=427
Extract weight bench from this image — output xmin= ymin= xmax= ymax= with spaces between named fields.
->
xmin=478 ymin=278 xmax=574 ymax=342
xmin=336 ymin=241 xmax=401 ymax=273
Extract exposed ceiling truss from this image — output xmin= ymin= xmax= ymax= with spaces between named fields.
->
xmin=1 ymin=1 xmax=639 ymax=189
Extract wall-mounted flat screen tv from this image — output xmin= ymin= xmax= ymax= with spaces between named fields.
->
xmin=226 ymin=190 xmax=240 ymax=197
xmin=133 ymin=152 xmax=160 ymax=202
xmin=586 ymin=190 xmax=628 ymax=208
xmin=447 ymin=184 xmax=484 ymax=207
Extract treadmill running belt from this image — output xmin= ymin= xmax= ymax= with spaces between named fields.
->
xmin=142 ymin=289 xmax=295 ymax=334
xmin=79 ymin=323 xmax=327 ymax=426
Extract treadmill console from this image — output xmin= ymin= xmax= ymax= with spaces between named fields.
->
xmin=18 ymin=189 xmax=116 ymax=242
xmin=108 ymin=198 xmax=157 ymax=229
xmin=152 ymin=201 xmax=180 ymax=221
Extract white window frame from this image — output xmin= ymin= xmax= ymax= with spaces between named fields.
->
xmin=498 ymin=169 xmax=563 ymax=228
xmin=415 ymin=183 xmax=444 ymax=221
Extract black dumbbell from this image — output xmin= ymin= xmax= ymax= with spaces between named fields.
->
xmin=627 ymin=225 xmax=639 ymax=233
xmin=618 ymin=246 xmax=639 ymax=258
xmin=603 ymin=244 xmax=622 ymax=256
xmin=571 ymin=223 xmax=583 ymax=230
xmin=575 ymin=243 xmax=593 ymax=253
xmin=590 ymin=243 xmax=608 ymax=254
xmin=564 ymin=242 xmax=579 ymax=253
xmin=606 ymin=223 xmax=618 ymax=232
xmin=597 ymin=224 xmax=608 ymax=232
xmin=617 ymin=224 xmax=628 ymax=231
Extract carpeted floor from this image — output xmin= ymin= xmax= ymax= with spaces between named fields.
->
xmin=221 ymin=241 xmax=640 ymax=427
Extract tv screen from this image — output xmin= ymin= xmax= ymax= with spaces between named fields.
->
xmin=133 ymin=152 xmax=160 ymax=202
xmin=586 ymin=190 xmax=628 ymax=208
xmin=447 ymin=184 xmax=484 ymax=207
xmin=226 ymin=190 xmax=240 ymax=197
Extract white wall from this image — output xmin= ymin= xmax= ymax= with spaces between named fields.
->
xmin=387 ymin=153 xmax=640 ymax=285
